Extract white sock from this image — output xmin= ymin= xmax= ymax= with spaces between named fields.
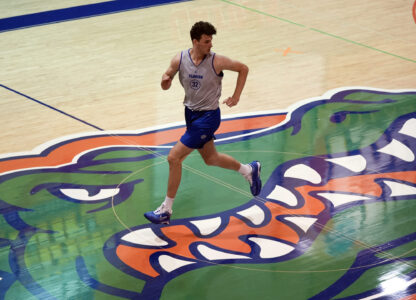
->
xmin=161 ymin=196 xmax=174 ymax=213
xmin=238 ymin=163 xmax=252 ymax=176
xmin=239 ymin=163 xmax=253 ymax=184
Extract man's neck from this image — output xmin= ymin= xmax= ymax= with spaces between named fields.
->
xmin=190 ymin=48 xmax=206 ymax=65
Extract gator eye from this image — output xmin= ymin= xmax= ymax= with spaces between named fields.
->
xmin=31 ymin=178 xmax=143 ymax=213
xmin=60 ymin=188 xmax=120 ymax=202
xmin=46 ymin=186 xmax=122 ymax=205
xmin=330 ymin=110 xmax=379 ymax=123
xmin=330 ymin=111 xmax=347 ymax=123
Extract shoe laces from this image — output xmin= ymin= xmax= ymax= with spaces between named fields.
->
xmin=154 ymin=204 xmax=171 ymax=215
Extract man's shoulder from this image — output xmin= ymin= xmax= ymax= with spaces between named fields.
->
xmin=212 ymin=53 xmax=230 ymax=69
xmin=170 ymin=52 xmax=183 ymax=67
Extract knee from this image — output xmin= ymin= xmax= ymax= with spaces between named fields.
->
xmin=203 ymin=154 xmax=219 ymax=166
xmin=167 ymin=153 xmax=182 ymax=166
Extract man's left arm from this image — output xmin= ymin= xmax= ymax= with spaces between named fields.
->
xmin=214 ymin=55 xmax=249 ymax=107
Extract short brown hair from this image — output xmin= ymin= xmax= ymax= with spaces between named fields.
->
xmin=190 ymin=21 xmax=216 ymax=41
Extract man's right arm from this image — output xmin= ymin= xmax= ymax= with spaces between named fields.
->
xmin=161 ymin=53 xmax=181 ymax=90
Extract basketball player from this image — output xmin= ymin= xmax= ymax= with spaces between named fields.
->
xmin=144 ymin=21 xmax=261 ymax=224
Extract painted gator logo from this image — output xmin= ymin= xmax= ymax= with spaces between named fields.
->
xmin=0 ymin=88 xmax=415 ymax=299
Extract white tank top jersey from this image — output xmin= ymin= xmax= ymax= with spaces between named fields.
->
xmin=178 ymin=49 xmax=223 ymax=111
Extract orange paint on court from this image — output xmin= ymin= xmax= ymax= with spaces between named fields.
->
xmin=0 ymin=114 xmax=286 ymax=174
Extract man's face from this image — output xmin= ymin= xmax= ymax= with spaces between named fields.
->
xmin=194 ymin=34 xmax=212 ymax=54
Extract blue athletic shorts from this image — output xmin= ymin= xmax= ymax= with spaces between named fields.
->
xmin=180 ymin=106 xmax=221 ymax=149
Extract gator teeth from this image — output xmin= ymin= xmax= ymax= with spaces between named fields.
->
xmin=190 ymin=217 xmax=222 ymax=236
xmin=399 ymin=118 xmax=416 ymax=138
xmin=284 ymin=164 xmax=322 ymax=184
xmin=121 ymin=228 xmax=168 ymax=247
xmin=248 ymin=237 xmax=294 ymax=259
xmin=283 ymin=216 xmax=318 ymax=233
xmin=197 ymin=245 xmax=250 ymax=260
xmin=316 ymin=192 xmax=373 ymax=208
xmin=267 ymin=185 xmax=298 ymax=207
xmin=382 ymin=180 xmax=416 ymax=197
xmin=158 ymin=255 xmax=195 ymax=272
xmin=325 ymin=155 xmax=367 ymax=172
xmin=377 ymin=139 xmax=415 ymax=162
xmin=237 ymin=205 xmax=265 ymax=225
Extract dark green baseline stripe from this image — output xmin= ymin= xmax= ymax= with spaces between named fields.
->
xmin=220 ymin=0 xmax=416 ymax=64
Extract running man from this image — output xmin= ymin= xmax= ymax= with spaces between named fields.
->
xmin=144 ymin=21 xmax=261 ymax=224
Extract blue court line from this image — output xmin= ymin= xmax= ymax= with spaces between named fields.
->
xmin=0 ymin=0 xmax=190 ymax=33
xmin=0 ymin=84 xmax=104 ymax=131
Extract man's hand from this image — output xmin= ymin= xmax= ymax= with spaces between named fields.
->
xmin=223 ymin=96 xmax=239 ymax=107
xmin=161 ymin=73 xmax=172 ymax=90
xmin=161 ymin=53 xmax=181 ymax=90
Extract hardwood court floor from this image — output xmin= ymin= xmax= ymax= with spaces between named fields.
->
xmin=0 ymin=1 xmax=415 ymax=299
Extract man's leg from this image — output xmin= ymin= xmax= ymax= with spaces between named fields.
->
xmin=198 ymin=139 xmax=262 ymax=196
xmin=197 ymin=139 xmax=240 ymax=170
xmin=166 ymin=141 xmax=194 ymax=198
xmin=144 ymin=141 xmax=193 ymax=224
